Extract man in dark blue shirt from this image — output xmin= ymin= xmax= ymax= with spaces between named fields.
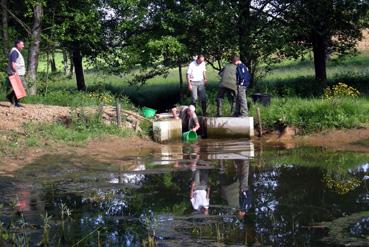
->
xmin=234 ymin=56 xmax=251 ymax=117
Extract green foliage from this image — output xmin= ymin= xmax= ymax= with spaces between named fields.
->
xmin=323 ymin=82 xmax=360 ymax=99
xmin=250 ymin=97 xmax=369 ymax=132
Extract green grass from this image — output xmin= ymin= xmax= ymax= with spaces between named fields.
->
xmin=249 ymin=97 xmax=369 ymax=133
xmin=257 ymin=53 xmax=369 ymax=97
xmin=0 ymin=109 xmax=137 ymax=157
xmin=25 ymin=108 xmax=135 ymax=144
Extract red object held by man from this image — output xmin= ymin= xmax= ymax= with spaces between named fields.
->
xmin=9 ymin=74 xmax=27 ymax=99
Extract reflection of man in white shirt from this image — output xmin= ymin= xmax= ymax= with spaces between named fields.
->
xmin=190 ymin=169 xmax=210 ymax=215
xmin=187 ymin=55 xmax=207 ymax=116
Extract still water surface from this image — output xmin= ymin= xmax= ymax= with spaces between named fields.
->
xmin=0 ymin=139 xmax=368 ymax=246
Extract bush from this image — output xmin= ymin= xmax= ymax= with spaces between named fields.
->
xmin=323 ymin=82 xmax=360 ymax=99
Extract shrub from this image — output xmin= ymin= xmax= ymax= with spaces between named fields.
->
xmin=323 ymin=82 xmax=360 ymax=99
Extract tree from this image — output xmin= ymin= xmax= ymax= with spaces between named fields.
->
xmin=280 ymin=0 xmax=369 ymax=82
xmin=1 ymin=0 xmax=9 ymax=57
xmin=45 ymin=0 xmax=104 ymax=91
xmin=27 ymin=1 xmax=43 ymax=95
xmin=99 ymin=0 xmax=288 ymax=89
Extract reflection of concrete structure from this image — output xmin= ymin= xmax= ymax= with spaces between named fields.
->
xmin=153 ymin=115 xmax=254 ymax=142
xmin=205 ymin=141 xmax=254 ymax=160
xmin=154 ymin=145 xmax=184 ymax=165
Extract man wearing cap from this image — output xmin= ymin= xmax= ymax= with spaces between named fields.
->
xmin=171 ymin=105 xmax=200 ymax=132
xmin=187 ymin=54 xmax=207 ymax=116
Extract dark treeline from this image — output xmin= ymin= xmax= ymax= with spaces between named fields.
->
xmin=1 ymin=0 xmax=368 ymax=94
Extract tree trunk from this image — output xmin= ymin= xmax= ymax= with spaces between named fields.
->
xmin=238 ymin=0 xmax=251 ymax=66
xmin=68 ymin=51 xmax=73 ymax=78
xmin=178 ymin=64 xmax=183 ymax=88
xmin=178 ymin=63 xmax=184 ymax=98
xmin=312 ymin=31 xmax=327 ymax=82
xmin=62 ymin=50 xmax=68 ymax=75
xmin=72 ymin=43 xmax=86 ymax=91
xmin=27 ymin=3 xmax=43 ymax=95
xmin=1 ymin=0 xmax=9 ymax=57
xmin=238 ymin=0 xmax=257 ymax=89
xmin=50 ymin=50 xmax=56 ymax=72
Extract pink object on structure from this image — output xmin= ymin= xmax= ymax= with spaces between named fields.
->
xmin=9 ymin=74 xmax=27 ymax=99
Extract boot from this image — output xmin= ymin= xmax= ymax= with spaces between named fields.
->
xmin=216 ymin=99 xmax=222 ymax=117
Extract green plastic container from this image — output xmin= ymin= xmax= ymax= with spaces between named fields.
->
xmin=182 ymin=130 xmax=198 ymax=141
xmin=142 ymin=107 xmax=156 ymax=118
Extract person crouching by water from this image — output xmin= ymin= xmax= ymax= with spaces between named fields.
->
xmin=171 ymin=105 xmax=200 ymax=132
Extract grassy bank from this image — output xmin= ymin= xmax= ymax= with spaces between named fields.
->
xmin=249 ymin=97 xmax=369 ymax=133
xmin=0 ymin=109 xmax=138 ymax=157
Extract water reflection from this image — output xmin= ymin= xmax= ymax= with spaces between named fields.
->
xmin=0 ymin=140 xmax=368 ymax=246
xmin=190 ymin=169 xmax=210 ymax=215
xmin=220 ymin=160 xmax=252 ymax=220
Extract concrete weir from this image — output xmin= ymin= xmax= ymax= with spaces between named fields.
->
xmin=152 ymin=118 xmax=182 ymax=143
xmin=203 ymin=117 xmax=254 ymax=138
xmin=153 ymin=115 xmax=254 ymax=142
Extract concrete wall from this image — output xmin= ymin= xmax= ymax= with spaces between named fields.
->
xmin=153 ymin=116 xmax=254 ymax=142
xmin=203 ymin=117 xmax=254 ymax=138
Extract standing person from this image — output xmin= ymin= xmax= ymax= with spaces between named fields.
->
xmin=190 ymin=168 xmax=210 ymax=215
xmin=220 ymin=159 xmax=252 ymax=220
xmin=171 ymin=105 xmax=200 ymax=132
xmin=6 ymin=39 xmax=27 ymax=107
xmin=216 ymin=56 xmax=238 ymax=117
xmin=187 ymin=54 xmax=207 ymax=116
xmin=234 ymin=56 xmax=251 ymax=117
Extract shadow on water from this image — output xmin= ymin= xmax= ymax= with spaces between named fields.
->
xmin=0 ymin=139 xmax=368 ymax=246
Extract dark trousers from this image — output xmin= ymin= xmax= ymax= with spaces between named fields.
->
xmin=5 ymin=75 xmax=27 ymax=105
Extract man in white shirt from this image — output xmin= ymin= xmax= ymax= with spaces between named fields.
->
xmin=187 ymin=55 xmax=207 ymax=116
xmin=190 ymin=169 xmax=210 ymax=215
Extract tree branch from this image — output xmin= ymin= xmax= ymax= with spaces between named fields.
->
xmin=0 ymin=1 xmax=31 ymax=35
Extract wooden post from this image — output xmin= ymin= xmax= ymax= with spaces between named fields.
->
xmin=98 ymin=103 xmax=104 ymax=121
xmin=256 ymin=107 xmax=263 ymax=137
xmin=116 ymin=101 xmax=121 ymax=127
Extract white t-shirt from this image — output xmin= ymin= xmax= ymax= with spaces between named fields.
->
xmin=187 ymin=60 xmax=206 ymax=82
xmin=191 ymin=190 xmax=209 ymax=210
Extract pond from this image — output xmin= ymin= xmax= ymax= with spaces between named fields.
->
xmin=0 ymin=139 xmax=368 ymax=246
